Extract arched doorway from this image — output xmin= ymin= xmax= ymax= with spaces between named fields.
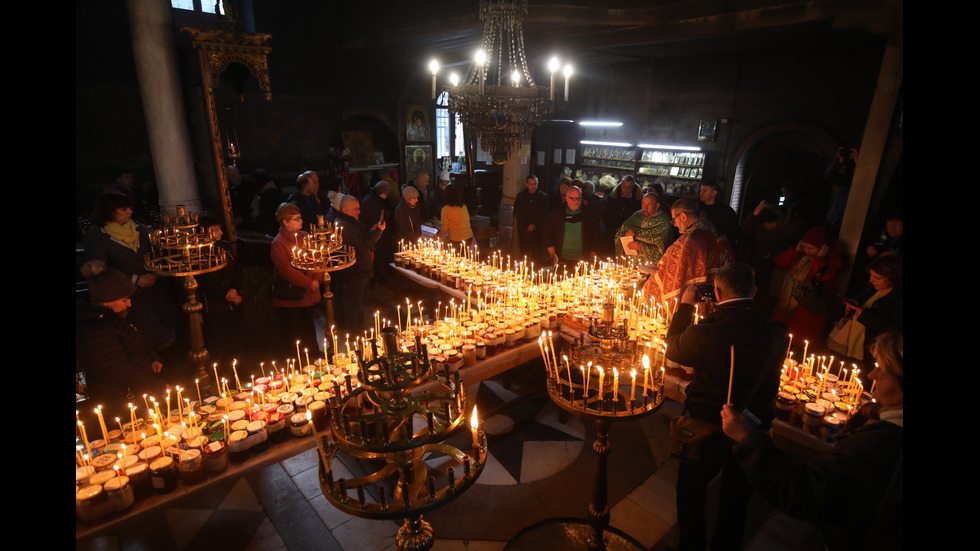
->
xmin=730 ymin=124 xmax=838 ymax=229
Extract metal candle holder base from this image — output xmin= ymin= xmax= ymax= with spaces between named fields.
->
xmin=146 ymin=205 xmax=228 ymax=394
xmin=317 ymin=327 xmax=486 ymax=551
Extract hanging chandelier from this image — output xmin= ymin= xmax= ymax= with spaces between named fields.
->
xmin=430 ymin=0 xmax=572 ymax=162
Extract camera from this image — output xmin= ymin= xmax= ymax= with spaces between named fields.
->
xmin=696 ymin=283 xmax=716 ymax=302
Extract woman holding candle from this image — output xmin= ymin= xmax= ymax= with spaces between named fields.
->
xmin=721 ymin=331 xmax=903 ymax=551
xmin=271 ymin=203 xmax=321 ymax=353
xmin=84 ymin=189 xmax=176 ymax=350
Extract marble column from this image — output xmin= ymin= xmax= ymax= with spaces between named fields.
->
xmin=125 ymin=0 xmax=201 ymax=214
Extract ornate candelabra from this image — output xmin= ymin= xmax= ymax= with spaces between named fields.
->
xmin=515 ymin=302 xmax=665 ymax=551
xmin=145 ymin=206 xmax=228 ymax=393
xmin=318 ymin=327 xmax=487 ymax=551
xmin=433 ymin=0 xmax=573 ymax=162
xmin=289 ymin=216 xmax=356 ymax=353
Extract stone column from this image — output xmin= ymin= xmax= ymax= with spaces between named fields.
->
xmin=125 ymin=0 xmax=201 ymax=214
xmin=837 ymin=34 xmax=902 ymax=289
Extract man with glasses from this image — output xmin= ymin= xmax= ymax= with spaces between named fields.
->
xmin=643 ymin=198 xmax=730 ymax=311
xmin=544 ymin=185 xmax=599 ymax=267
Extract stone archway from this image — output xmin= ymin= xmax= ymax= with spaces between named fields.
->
xmin=729 ymin=124 xmax=838 ymax=227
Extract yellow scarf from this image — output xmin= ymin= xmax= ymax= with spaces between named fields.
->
xmin=103 ymin=220 xmax=140 ymax=252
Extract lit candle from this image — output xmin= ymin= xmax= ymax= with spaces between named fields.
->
xmin=470 ymin=405 xmax=480 ymax=450
xmin=630 ymin=369 xmax=637 ymax=398
xmin=613 ymin=368 xmax=619 ymax=402
xmin=476 ymin=49 xmax=486 ymax=95
xmin=597 ymin=366 xmax=604 ymax=401
xmin=548 ymin=57 xmax=559 ymax=101
xmin=642 ymin=355 xmax=651 ymax=396
xmin=195 ymin=379 xmax=202 ymax=405
xmin=428 ymin=59 xmax=439 ymax=100
xmin=95 ymin=405 xmax=109 ymax=442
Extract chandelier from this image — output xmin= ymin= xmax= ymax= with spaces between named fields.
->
xmin=431 ymin=0 xmax=572 ymax=161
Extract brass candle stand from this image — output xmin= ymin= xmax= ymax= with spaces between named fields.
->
xmin=512 ymin=302 xmax=665 ymax=551
xmin=145 ymin=206 xmax=227 ymax=393
xmin=289 ymin=216 xmax=355 ymax=353
xmin=318 ymin=326 xmax=487 ymax=551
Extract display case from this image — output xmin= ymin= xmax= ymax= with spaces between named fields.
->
xmin=637 ymin=147 xmax=705 ymax=198
xmin=580 ymin=143 xmax=636 ymax=171
xmin=576 ymin=141 xmax=706 ymax=199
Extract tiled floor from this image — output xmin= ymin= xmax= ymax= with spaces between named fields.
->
xmin=77 ymin=276 xmax=823 ymax=550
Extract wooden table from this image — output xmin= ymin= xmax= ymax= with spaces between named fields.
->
xmin=76 ymin=434 xmax=316 ymax=540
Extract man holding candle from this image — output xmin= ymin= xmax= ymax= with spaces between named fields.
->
xmin=665 ymin=263 xmax=789 ymax=551
xmin=720 ymin=331 xmax=903 ymax=551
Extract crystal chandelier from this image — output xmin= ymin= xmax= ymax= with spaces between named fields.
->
xmin=431 ymin=0 xmax=572 ymax=162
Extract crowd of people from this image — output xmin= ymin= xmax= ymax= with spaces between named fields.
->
xmin=78 ymin=161 xmax=901 ymax=550
xmin=511 ymin=167 xmax=902 ymax=550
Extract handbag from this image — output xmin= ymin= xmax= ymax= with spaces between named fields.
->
xmin=827 ymin=314 xmax=867 ymax=359
xmin=668 ymin=415 xmax=724 ymax=464
xmin=792 ymin=266 xmax=828 ymax=314
xmin=272 ymin=271 xmax=305 ymax=301
xmin=827 ymin=315 xmax=853 ymax=356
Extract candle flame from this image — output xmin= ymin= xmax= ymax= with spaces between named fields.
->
xmin=470 ymin=405 xmax=479 ymax=430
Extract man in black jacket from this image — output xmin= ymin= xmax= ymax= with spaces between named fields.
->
xmin=666 ymin=263 xmax=789 ymax=551
xmin=77 ymin=261 xmax=166 ymax=406
xmin=513 ymin=175 xmax=550 ymax=263
xmin=336 ymin=196 xmax=385 ymax=335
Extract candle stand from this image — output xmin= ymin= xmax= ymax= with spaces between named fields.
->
xmin=317 ymin=326 xmax=487 ymax=551
xmin=145 ymin=206 xmax=227 ymax=394
xmin=289 ymin=216 xmax=356 ymax=355
xmin=510 ymin=302 xmax=665 ymax=551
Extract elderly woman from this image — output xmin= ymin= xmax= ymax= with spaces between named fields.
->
xmin=271 ymin=203 xmax=320 ymax=351
xmin=395 ymin=185 xmax=423 ymax=244
xmin=84 ymin=189 xmax=175 ymax=349
xmin=721 ymin=331 xmax=903 ymax=551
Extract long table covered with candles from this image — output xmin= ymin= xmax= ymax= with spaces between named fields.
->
xmin=78 ymin=241 xmax=871 ymax=534
xmin=390 ymin=239 xmax=873 ymax=447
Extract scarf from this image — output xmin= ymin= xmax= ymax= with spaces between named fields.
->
xmin=103 ymin=220 xmax=140 ymax=252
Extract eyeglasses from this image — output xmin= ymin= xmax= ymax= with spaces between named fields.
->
xmin=566 ymin=195 xmax=582 ymax=201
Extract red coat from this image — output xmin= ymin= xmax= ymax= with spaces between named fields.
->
xmin=773 ymin=245 xmax=841 ymax=346
xmin=271 ymin=228 xmax=321 ymax=308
